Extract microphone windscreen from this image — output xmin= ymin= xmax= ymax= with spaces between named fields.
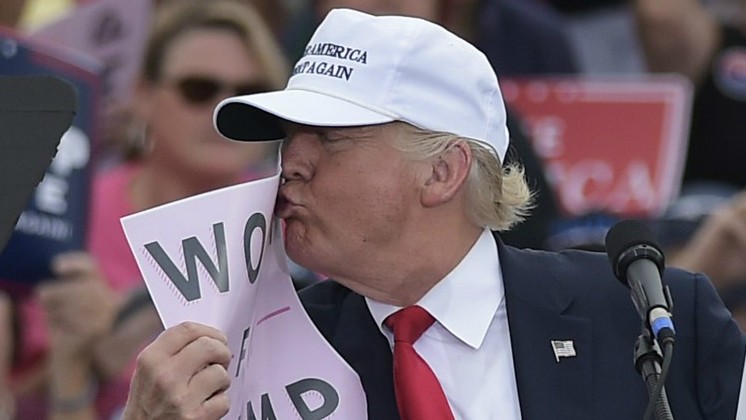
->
xmin=604 ymin=220 xmax=663 ymax=278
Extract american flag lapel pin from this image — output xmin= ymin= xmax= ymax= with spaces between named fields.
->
xmin=551 ymin=340 xmax=576 ymax=362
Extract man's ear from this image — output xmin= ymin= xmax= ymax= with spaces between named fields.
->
xmin=421 ymin=139 xmax=472 ymax=207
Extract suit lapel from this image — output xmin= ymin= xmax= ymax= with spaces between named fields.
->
xmin=498 ymin=238 xmax=594 ymax=420
xmin=330 ymin=292 xmax=401 ymax=420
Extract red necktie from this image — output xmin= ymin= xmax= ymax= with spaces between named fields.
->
xmin=385 ymin=306 xmax=455 ymax=420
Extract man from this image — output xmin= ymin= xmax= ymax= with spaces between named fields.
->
xmin=635 ymin=0 xmax=746 ymax=189
xmin=122 ymin=9 xmax=746 ymax=419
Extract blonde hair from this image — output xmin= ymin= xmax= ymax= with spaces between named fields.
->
xmin=391 ymin=122 xmax=534 ymax=231
xmin=143 ymin=0 xmax=288 ymax=88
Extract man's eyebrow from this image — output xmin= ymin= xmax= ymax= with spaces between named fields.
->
xmin=280 ymin=122 xmax=380 ymax=140
xmin=328 ymin=125 xmax=379 ymax=140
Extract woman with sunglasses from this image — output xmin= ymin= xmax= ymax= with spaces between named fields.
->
xmin=7 ymin=1 xmax=289 ymax=419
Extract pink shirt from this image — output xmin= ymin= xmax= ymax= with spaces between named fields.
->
xmin=87 ymin=163 xmax=143 ymax=292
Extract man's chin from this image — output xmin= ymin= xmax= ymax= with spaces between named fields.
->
xmin=283 ymin=231 xmax=308 ymax=262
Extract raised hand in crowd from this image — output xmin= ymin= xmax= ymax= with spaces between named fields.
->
xmin=668 ymin=190 xmax=746 ymax=290
xmin=37 ymin=252 xmax=118 ymax=420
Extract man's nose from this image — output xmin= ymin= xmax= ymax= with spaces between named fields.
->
xmin=280 ymin=131 xmax=316 ymax=181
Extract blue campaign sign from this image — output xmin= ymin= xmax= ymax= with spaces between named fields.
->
xmin=0 ymin=29 xmax=102 ymax=291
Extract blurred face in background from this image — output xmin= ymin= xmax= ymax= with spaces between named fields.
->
xmin=316 ymin=0 xmax=440 ymax=21
xmin=701 ymin=0 xmax=746 ymax=25
xmin=137 ymin=27 xmax=272 ymax=181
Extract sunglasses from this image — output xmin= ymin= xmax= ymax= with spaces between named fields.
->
xmin=165 ymin=76 xmax=270 ymax=105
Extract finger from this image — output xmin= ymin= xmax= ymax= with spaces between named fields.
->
xmin=187 ymin=363 xmax=231 ymax=405
xmin=722 ymin=212 xmax=746 ymax=249
xmin=171 ymin=335 xmax=232 ymax=378
xmin=133 ymin=335 xmax=231 ymax=417
xmin=50 ymin=252 xmax=99 ymax=279
xmin=199 ymin=391 xmax=231 ymax=420
xmin=45 ymin=275 xmax=116 ymax=317
xmin=37 ymin=279 xmax=96 ymax=319
xmin=36 ymin=274 xmax=91 ymax=306
xmin=153 ymin=363 xmax=230 ymax=417
xmin=36 ymin=283 xmax=69 ymax=319
xmin=158 ymin=322 xmax=228 ymax=356
xmin=137 ymin=323 xmax=229 ymax=377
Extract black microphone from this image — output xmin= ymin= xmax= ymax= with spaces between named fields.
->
xmin=605 ymin=220 xmax=675 ymax=344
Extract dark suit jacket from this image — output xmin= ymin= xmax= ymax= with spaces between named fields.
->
xmin=299 ymin=234 xmax=746 ymax=419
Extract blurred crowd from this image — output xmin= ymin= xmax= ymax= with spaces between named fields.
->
xmin=1 ymin=0 xmax=746 ymax=418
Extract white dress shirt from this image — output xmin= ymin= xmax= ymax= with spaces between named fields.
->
xmin=366 ymin=229 xmax=522 ymax=419
xmin=738 ymin=362 xmax=746 ymax=419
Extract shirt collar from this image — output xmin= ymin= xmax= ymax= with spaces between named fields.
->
xmin=367 ymin=229 xmax=503 ymax=349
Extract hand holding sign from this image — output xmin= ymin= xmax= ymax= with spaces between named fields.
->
xmin=123 ymin=322 xmax=231 ymax=420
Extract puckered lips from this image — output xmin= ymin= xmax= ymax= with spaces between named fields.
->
xmin=275 ymin=187 xmax=301 ymax=218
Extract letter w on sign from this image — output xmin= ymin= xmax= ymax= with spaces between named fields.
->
xmin=144 ymin=222 xmax=229 ymax=302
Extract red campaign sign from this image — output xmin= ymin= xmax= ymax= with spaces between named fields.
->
xmin=502 ymin=76 xmax=693 ymax=218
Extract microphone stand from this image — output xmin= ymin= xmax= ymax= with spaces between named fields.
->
xmin=634 ymin=327 xmax=674 ymax=420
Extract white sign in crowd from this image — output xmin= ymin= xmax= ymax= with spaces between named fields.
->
xmin=121 ymin=172 xmax=367 ymax=419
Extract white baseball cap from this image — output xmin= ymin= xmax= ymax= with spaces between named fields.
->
xmin=213 ymin=8 xmax=509 ymax=162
